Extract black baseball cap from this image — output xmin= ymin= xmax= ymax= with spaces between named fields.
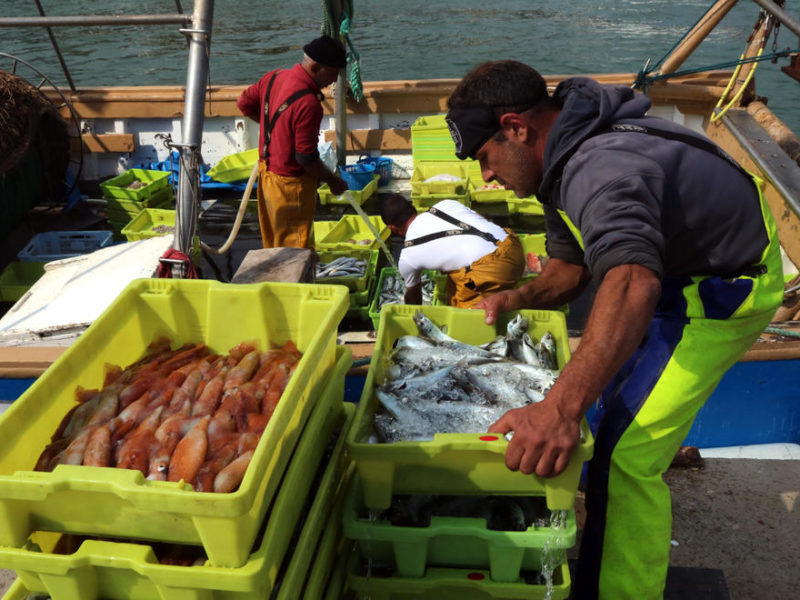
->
xmin=303 ymin=36 xmax=347 ymax=69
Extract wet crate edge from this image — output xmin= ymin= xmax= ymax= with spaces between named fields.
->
xmin=345 ymin=304 xmax=594 ymax=511
xmin=0 ymin=279 xmax=349 ymax=567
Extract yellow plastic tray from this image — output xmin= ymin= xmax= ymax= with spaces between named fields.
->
xmin=0 ymin=279 xmax=348 ymax=567
xmin=316 ymin=248 xmax=379 ymax=293
xmin=318 ymin=174 xmax=379 ymax=206
xmin=346 ymin=304 xmax=593 ymax=511
xmin=0 ymin=349 xmax=354 ymax=600
xmin=206 ymin=148 xmax=259 ymax=183
xmin=410 ymin=161 xmax=470 ymax=196
xmin=317 ymin=215 xmax=390 ymax=252
xmin=120 ymin=208 xmax=175 ymax=241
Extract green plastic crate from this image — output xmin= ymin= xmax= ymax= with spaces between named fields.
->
xmin=120 ymin=208 xmax=176 ymax=241
xmin=410 ymin=115 xmax=460 ymax=164
xmin=106 ymin=185 xmax=174 ymax=225
xmin=0 ymin=579 xmax=27 ymax=600
xmin=0 ymin=279 xmax=348 ymax=567
xmin=314 ymin=220 xmax=339 ymax=250
xmin=316 ymin=248 xmax=378 ymax=293
xmin=275 ymin=464 xmax=355 ymax=600
xmin=318 ymin=215 xmax=390 ymax=252
xmin=368 ymin=268 xmax=437 ymax=330
xmin=411 ymin=192 xmax=471 ymax=213
xmin=346 ymin=304 xmax=593 ymax=511
xmin=319 ymin=174 xmax=379 ymax=206
xmin=207 ymin=148 xmax=259 ymax=183
xmin=346 ymin=560 xmax=571 ymax=600
xmin=0 ymin=348 xmax=354 ymax=600
xmin=410 ymin=161 xmax=470 ymax=197
xmin=100 ymin=169 xmax=171 ymax=201
xmin=506 ymin=194 xmax=544 ymax=216
xmin=0 ymin=261 xmax=46 ymax=302
xmin=344 ymin=476 xmax=576 ymax=582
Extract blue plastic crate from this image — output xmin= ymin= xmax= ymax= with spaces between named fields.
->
xmin=17 ymin=231 xmax=114 ymax=262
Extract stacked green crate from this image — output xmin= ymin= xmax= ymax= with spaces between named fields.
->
xmin=100 ymin=169 xmax=174 ymax=234
xmin=409 ymin=160 xmax=471 ymax=212
xmin=0 ymin=348 xmax=355 ymax=600
xmin=316 ymin=248 xmax=380 ymax=321
xmin=410 ymin=116 xmax=476 ymax=210
xmin=368 ymin=267 xmax=438 ymax=329
xmin=342 ymin=305 xmax=593 ymax=596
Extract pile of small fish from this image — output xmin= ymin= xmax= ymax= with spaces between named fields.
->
xmin=316 ymin=255 xmax=367 ymax=280
xmin=373 ymin=310 xmax=559 ymax=442
xmin=35 ymin=337 xmax=302 ymax=493
xmin=379 ymin=494 xmax=553 ymax=531
xmin=376 ymin=271 xmax=435 ymax=308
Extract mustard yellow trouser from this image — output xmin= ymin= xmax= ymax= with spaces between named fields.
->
xmin=256 ymin=162 xmax=317 ymax=249
xmin=446 ymin=230 xmax=525 ymax=309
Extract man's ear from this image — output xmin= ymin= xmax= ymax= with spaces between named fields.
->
xmin=498 ymin=112 xmax=533 ymax=144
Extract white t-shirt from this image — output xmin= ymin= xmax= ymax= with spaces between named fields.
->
xmin=398 ymin=200 xmax=508 ymax=287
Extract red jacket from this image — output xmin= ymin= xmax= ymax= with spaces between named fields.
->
xmin=237 ymin=64 xmax=323 ymax=177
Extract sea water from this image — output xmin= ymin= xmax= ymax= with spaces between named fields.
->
xmin=3 ymin=0 xmax=799 ymax=134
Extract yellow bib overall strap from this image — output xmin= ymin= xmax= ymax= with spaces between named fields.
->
xmin=556 ymin=208 xmax=584 ymax=250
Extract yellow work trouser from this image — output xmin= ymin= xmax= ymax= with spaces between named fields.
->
xmin=256 ymin=162 xmax=317 ymax=249
xmin=446 ymin=230 xmax=525 ymax=309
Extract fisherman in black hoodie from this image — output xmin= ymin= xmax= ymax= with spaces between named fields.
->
xmin=446 ymin=61 xmax=783 ymax=599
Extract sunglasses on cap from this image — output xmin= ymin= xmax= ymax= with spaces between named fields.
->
xmin=446 ymin=103 xmax=538 ymax=160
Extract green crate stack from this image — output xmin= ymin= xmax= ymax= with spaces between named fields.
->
xmin=368 ymin=267 xmax=438 ymax=330
xmin=104 ymin=183 xmax=174 ymax=235
xmin=0 ymin=348 xmax=356 ymax=600
xmin=316 ymin=248 xmax=380 ymax=321
xmin=0 ymin=279 xmax=348 ymax=569
xmin=341 ymin=305 xmax=594 ymax=597
xmin=410 ymin=160 xmax=471 ymax=212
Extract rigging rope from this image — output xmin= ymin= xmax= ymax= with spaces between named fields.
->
xmin=632 ymin=0 xmax=797 ymax=93
xmin=320 ymin=0 xmax=363 ymax=101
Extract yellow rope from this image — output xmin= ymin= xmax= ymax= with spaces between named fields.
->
xmin=710 ymin=46 xmax=764 ymax=123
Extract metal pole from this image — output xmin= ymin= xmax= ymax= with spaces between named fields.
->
xmin=173 ymin=0 xmax=213 ymax=277
xmin=335 ymin=69 xmax=347 ymax=166
xmin=751 ymin=0 xmax=800 ymax=38
xmin=0 ymin=15 xmax=190 ymax=27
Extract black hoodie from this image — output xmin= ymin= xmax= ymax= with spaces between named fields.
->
xmin=538 ymin=77 xmax=768 ymax=282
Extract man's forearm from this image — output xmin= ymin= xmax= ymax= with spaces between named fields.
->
xmin=549 ymin=264 xmax=661 ymax=421
xmin=297 ymin=156 xmax=338 ymax=185
xmin=517 ymin=257 xmax=590 ymax=309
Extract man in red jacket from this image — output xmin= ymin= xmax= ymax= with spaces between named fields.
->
xmin=237 ymin=36 xmax=348 ymax=249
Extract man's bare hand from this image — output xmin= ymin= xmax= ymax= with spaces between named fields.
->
xmin=488 ymin=400 xmax=580 ymax=478
xmin=475 ymin=289 xmax=523 ymax=325
xmin=329 ymin=176 xmax=348 ymax=196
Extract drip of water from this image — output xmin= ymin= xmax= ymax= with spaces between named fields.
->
xmin=362 ymin=507 xmax=382 ymax=599
xmin=539 ymin=508 xmax=569 ymax=600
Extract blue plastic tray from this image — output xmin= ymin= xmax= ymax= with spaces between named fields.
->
xmin=17 ymin=231 xmax=114 ymax=262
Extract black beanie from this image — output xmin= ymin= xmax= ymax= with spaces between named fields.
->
xmin=303 ymin=36 xmax=347 ymax=69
